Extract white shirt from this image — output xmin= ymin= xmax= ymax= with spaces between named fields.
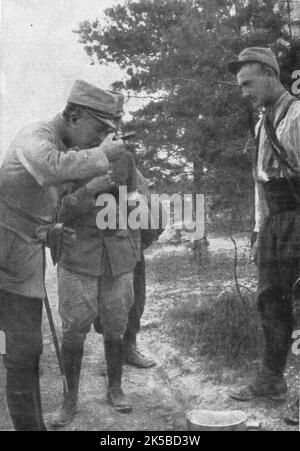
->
xmin=254 ymin=91 xmax=300 ymax=231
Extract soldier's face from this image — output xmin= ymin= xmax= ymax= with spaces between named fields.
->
xmin=237 ymin=64 xmax=273 ymax=109
xmin=69 ymin=112 xmax=111 ymax=149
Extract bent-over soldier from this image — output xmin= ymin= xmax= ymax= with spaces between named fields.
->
xmin=0 ymin=79 xmax=125 ymax=430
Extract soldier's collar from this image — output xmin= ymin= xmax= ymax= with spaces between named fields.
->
xmin=50 ymin=114 xmax=72 ymax=148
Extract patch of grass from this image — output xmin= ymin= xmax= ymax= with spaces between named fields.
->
xmin=168 ymin=288 xmax=260 ymax=367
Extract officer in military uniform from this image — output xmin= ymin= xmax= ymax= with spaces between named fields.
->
xmin=0 ymin=79 xmax=125 ymax=430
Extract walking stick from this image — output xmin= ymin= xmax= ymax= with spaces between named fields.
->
xmin=42 ymin=246 xmax=68 ymax=395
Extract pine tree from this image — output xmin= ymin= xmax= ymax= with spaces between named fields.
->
xmin=75 ymin=0 xmax=290 ymax=242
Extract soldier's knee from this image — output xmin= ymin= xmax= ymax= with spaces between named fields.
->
xmin=4 ymin=332 xmax=42 ymax=371
xmin=257 ymin=286 xmax=283 ymax=313
xmin=103 ymin=330 xmax=124 ymax=341
xmin=62 ymin=311 xmax=95 ymax=338
xmin=258 ymin=288 xmax=292 ymax=322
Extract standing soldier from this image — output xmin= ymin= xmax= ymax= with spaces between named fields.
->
xmin=228 ymin=47 xmax=299 ymax=426
xmin=0 ymin=80 xmax=125 ymax=431
xmin=51 ymin=86 xmax=140 ymax=427
xmin=93 ymin=171 xmax=164 ymax=372
xmin=121 ymin=170 xmax=163 ymax=368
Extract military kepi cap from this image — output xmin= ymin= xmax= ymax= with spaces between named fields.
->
xmin=228 ymin=47 xmax=280 ymax=76
xmin=109 ymin=91 xmax=125 ymax=118
xmin=68 ymin=80 xmax=125 ymax=129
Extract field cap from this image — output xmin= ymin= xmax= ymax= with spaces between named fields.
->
xmin=228 ymin=47 xmax=280 ymax=76
xmin=68 ymin=80 xmax=124 ymax=129
xmin=109 ymin=91 xmax=125 ymax=118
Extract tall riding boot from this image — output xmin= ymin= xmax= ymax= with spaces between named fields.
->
xmin=6 ymin=366 xmax=47 ymax=431
xmin=51 ymin=344 xmax=83 ymax=428
xmin=123 ymin=332 xmax=156 ymax=368
xmin=104 ymin=339 xmax=132 ymax=413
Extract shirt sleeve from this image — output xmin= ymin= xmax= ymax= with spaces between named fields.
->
xmin=17 ymin=128 xmax=109 ymax=187
xmin=286 ymin=105 xmax=300 ymax=168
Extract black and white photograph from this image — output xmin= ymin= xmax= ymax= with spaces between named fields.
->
xmin=0 ymin=0 xmax=299 ymax=433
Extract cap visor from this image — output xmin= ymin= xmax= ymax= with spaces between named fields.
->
xmin=86 ymin=109 xmax=117 ymax=130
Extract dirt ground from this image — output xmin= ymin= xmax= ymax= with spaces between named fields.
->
xmin=0 ymin=235 xmax=299 ymax=431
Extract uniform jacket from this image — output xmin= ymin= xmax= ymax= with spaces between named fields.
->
xmin=0 ymin=114 xmax=110 ymax=298
xmin=56 ymin=151 xmax=139 ymax=277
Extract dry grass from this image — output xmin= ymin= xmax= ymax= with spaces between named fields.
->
xmin=169 ymin=288 xmax=260 ymax=367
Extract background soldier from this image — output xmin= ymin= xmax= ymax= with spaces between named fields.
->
xmin=94 ymin=169 xmax=164 ymax=369
xmin=121 ymin=170 xmax=163 ymax=368
xmin=0 ymin=79 xmax=125 ymax=431
xmin=228 ymin=47 xmax=300 ymax=426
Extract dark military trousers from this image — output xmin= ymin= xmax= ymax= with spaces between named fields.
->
xmin=0 ymin=289 xmax=45 ymax=430
xmin=257 ymin=180 xmax=300 ymax=377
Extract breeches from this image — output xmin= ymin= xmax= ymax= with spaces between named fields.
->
xmin=58 ymin=265 xmax=134 ymax=345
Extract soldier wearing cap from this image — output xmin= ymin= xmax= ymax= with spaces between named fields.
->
xmin=0 ymin=79 xmax=125 ymax=430
xmin=51 ymin=82 xmax=141 ymax=426
xmin=228 ymin=48 xmax=299 ymax=426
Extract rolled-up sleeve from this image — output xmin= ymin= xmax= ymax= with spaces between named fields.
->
xmin=17 ymin=129 xmax=109 ymax=187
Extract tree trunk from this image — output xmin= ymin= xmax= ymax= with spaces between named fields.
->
xmin=192 ymin=158 xmax=209 ymax=265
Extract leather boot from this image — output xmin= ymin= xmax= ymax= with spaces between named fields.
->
xmin=104 ymin=339 xmax=132 ymax=413
xmin=229 ymin=365 xmax=287 ymax=402
xmin=51 ymin=344 xmax=83 ymax=428
xmin=123 ymin=334 xmax=156 ymax=369
xmin=6 ymin=367 xmax=47 ymax=431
